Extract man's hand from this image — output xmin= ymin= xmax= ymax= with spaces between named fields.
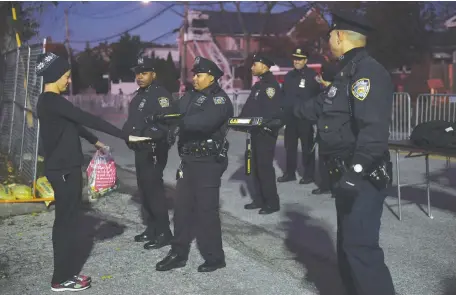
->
xmin=95 ymin=141 xmax=106 ymax=149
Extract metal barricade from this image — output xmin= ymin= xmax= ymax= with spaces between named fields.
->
xmin=389 ymin=92 xmax=412 ymax=140
xmin=0 ymin=42 xmax=47 ymax=203
xmin=415 ymin=93 xmax=456 ymax=125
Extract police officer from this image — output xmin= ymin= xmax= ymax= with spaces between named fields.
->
xmin=277 ymin=48 xmax=321 ymax=185
xmin=240 ymin=54 xmax=283 ymax=214
xmin=294 ymin=12 xmax=395 ymax=295
xmin=155 ymin=56 xmax=233 ymax=272
xmin=312 ymin=63 xmax=338 ymax=195
xmin=122 ymin=57 xmax=174 ymax=250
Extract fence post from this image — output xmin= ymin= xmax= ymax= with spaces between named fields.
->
xmin=8 ymin=49 xmax=20 ymax=154
xmin=19 ymin=47 xmax=31 ymax=172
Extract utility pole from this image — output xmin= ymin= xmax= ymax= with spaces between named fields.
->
xmin=64 ymin=8 xmax=73 ymax=96
xmin=180 ymin=2 xmax=189 ymax=91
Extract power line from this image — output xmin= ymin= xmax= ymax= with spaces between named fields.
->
xmin=150 ymin=27 xmax=181 ymax=43
xmin=70 ymin=4 xmax=174 ymax=44
xmin=71 ymin=4 xmax=143 ymax=19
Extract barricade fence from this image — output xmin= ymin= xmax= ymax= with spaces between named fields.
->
xmin=0 ymin=43 xmax=45 ymax=202
xmin=1 ymin=45 xmax=455 ymax=205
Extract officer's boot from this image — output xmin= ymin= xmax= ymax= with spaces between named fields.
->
xmin=277 ymin=173 xmax=297 ymax=183
xmin=197 ymin=260 xmax=226 ymax=272
xmin=134 ymin=229 xmax=155 ymax=243
xmin=156 ymin=249 xmax=187 ymax=271
xmin=144 ymin=230 xmax=173 ymax=250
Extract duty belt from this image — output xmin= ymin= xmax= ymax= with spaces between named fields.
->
xmin=178 ymin=139 xmax=223 ymax=157
xmin=326 ymin=156 xmax=392 ymax=191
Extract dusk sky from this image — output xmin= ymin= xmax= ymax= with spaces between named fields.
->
xmin=31 ymin=1 xmax=294 ymax=52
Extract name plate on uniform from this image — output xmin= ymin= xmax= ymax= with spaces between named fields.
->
xmin=228 ymin=117 xmax=263 ymax=127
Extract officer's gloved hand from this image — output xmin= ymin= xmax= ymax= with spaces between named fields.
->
xmin=334 ymin=170 xmax=363 ymax=197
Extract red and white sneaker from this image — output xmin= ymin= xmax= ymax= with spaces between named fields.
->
xmin=51 ymin=279 xmax=91 ymax=292
xmin=73 ymin=274 xmax=92 ymax=283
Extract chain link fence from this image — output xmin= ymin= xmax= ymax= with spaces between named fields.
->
xmin=0 ymin=43 xmax=44 ymax=193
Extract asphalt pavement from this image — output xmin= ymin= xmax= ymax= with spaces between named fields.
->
xmin=1 ymin=114 xmax=456 ymax=295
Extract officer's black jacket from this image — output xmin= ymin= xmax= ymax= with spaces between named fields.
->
xmin=240 ymin=71 xmax=283 ymax=122
xmin=294 ymin=47 xmax=393 ymax=169
xmin=122 ymin=81 xmax=174 ymax=142
xmin=281 ymin=66 xmax=321 ymax=111
xmin=177 ymin=82 xmax=234 ymax=144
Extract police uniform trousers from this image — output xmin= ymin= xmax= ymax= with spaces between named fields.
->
xmin=172 ymin=156 xmax=228 ymax=262
xmin=46 ymin=166 xmax=84 ymax=284
xmin=316 ymin=151 xmax=331 ymax=191
xmin=284 ymin=116 xmax=315 ymax=179
xmin=251 ymin=131 xmax=279 ymax=209
xmin=135 ymin=145 xmax=170 ymax=236
xmin=334 ymin=179 xmax=395 ymax=295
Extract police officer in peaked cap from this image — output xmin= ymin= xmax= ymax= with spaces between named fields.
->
xmin=277 ymin=47 xmax=321 ymax=185
xmin=294 ymin=11 xmax=396 ymax=295
xmin=156 ymin=56 xmax=233 ymax=272
xmin=239 ymin=53 xmax=283 ymax=215
xmin=122 ymin=56 xmax=175 ymax=250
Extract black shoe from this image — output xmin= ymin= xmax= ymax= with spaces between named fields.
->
xmin=311 ymin=188 xmax=331 ymax=195
xmin=244 ymin=202 xmax=261 ymax=210
xmin=197 ymin=260 xmax=226 ymax=272
xmin=144 ymin=232 xmax=172 ymax=250
xmin=259 ymin=206 xmax=280 ymax=215
xmin=277 ymin=174 xmax=297 ymax=183
xmin=134 ymin=231 xmax=154 ymax=243
xmin=299 ymin=178 xmax=313 ymax=185
xmin=156 ymin=250 xmax=187 ymax=271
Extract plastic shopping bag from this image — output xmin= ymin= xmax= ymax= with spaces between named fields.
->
xmin=86 ymin=147 xmax=118 ymax=200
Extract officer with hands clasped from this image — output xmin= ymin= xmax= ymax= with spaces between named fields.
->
xmin=155 ymin=56 xmax=233 ymax=272
xmin=122 ymin=56 xmax=174 ymax=250
xmin=294 ymin=12 xmax=396 ymax=295
xmin=277 ymin=47 xmax=321 ymax=185
xmin=240 ymin=53 xmax=283 ymax=215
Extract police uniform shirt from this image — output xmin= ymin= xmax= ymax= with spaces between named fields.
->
xmin=122 ymin=81 xmax=174 ymax=141
xmin=240 ymin=71 xmax=282 ymax=119
xmin=309 ymin=47 xmax=393 ymax=168
xmin=177 ymin=82 xmax=234 ymax=144
xmin=282 ymin=66 xmax=321 ymax=109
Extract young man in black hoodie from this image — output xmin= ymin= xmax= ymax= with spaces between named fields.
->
xmin=36 ymin=52 xmax=150 ymax=292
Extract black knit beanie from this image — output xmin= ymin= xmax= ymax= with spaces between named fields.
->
xmin=35 ymin=52 xmax=70 ymax=84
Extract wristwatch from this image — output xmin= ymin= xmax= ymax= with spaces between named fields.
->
xmin=353 ymin=164 xmax=363 ymax=173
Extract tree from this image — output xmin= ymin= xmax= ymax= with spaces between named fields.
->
xmin=75 ymin=43 xmax=108 ymax=93
xmin=154 ymin=52 xmax=179 ymax=94
xmin=109 ymin=33 xmax=142 ymax=83
xmin=0 ymin=2 xmax=52 ymax=52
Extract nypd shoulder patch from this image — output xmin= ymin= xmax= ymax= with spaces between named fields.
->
xmin=213 ymin=96 xmax=226 ymax=105
xmin=266 ymin=87 xmax=275 ymax=99
xmin=351 ymin=78 xmax=370 ymax=101
xmin=158 ymin=97 xmax=170 ymax=108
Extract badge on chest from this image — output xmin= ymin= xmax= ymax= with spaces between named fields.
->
xmin=327 ymin=86 xmax=337 ymax=98
xmin=137 ymin=98 xmax=146 ymax=111
xmin=299 ymin=78 xmax=306 ymax=88
xmin=195 ymin=95 xmax=206 ymax=106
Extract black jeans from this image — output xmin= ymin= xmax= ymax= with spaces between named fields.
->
xmin=46 ymin=166 xmax=83 ymax=284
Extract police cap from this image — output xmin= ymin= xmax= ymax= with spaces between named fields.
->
xmin=292 ymin=47 xmax=308 ymax=59
xmin=192 ymin=56 xmax=224 ymax=79
xmin=252 ymin=53 xmax=275 ymax=68
xmin=329 ymin=11 xmax=374 ymax=36
xmin=131 ymin=56 xmax=155 ymax=74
